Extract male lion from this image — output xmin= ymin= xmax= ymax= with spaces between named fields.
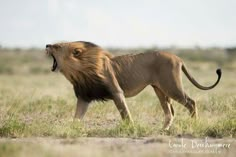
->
xmin=45 ymin=41 xmax=221 ymax=130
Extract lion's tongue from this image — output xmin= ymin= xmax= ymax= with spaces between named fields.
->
xmin=51 ymin=55 xmax=57 ymax=71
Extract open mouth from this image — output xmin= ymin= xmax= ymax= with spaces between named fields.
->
xmin=51 ymin=55 xmax=58 ymax=72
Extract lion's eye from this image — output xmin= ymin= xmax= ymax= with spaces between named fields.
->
xmin=73 ymin=49 xmax=81 ymax=57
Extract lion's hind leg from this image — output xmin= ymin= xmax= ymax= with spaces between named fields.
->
xmin=157 ymin=63 xmax=198 ymax=119
xmin=162 ymin=79 xmax=198 ymax=119
xmin=165 ymin=89 xmax=198 ymax=119
xmin=153 ymin=86 xmax=174 ymax=130
xmin=182 ymin=94 xmax=198 ymax=118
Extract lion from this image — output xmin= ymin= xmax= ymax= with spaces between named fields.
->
xmin=45 ymin=41 xmax=221 ymax=130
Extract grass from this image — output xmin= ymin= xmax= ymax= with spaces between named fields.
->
xmin=0 ymin=49 xmax=235 ymax=157
xmin=0 ymin=50 xmax=235 ymax=139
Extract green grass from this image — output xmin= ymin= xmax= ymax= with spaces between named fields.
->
xmin=0 ymin=50 xmax=235 ymax=138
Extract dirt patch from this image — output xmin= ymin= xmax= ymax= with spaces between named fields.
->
xmin=0 ymin=137 xmax=235 ymax=157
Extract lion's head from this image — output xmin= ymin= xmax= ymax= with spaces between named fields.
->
xmin=45 ymin=41 xmax=113 ymax=102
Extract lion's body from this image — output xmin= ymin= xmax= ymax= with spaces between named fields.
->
xmin=112 ymin=52 xmax=156 ymax=97
xmin=46 ymin=41 xmax=221 ymax=130
xmin=111 ymin=52 xmax=183 ymax=98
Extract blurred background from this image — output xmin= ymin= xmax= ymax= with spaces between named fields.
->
xmin=0 ymin=0 xmax=236 ymax=74
xmin=0 ymin=0 xmax=236 ymax=48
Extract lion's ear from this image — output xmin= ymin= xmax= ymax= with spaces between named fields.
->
xmin=73 ymin=48 xmax=82 ymax=57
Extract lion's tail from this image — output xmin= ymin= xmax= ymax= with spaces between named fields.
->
xmin=181 ymin=64 xmax=222 ymax=90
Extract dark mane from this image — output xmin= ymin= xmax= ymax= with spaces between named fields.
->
xmin=72 ymin=74 xmax=112 ymax=102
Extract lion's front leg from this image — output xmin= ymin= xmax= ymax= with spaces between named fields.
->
xmin=74 ymin=98 xmax=89 ymax=120
xmin=113 ymin=92 xmax=133 ymax=123
xmin=104 ymin=60 xmax=133 ymax=124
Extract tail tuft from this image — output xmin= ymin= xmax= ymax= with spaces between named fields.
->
xmin=216 ymin=68 xmax=222 ymax=77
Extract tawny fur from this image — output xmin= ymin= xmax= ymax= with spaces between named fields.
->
xmin=45 ymin=41 xmax=221 ymax=130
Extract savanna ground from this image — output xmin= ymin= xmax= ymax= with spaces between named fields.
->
xmin=0 ymin=48 xmax=235 ymax=157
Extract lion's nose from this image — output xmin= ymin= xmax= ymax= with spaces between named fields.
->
xmin=46 ymin=44 xmax=52 ymax=48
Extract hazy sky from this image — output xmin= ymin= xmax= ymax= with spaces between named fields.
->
xmin=0 ymin=0 xmax=235 ymax=48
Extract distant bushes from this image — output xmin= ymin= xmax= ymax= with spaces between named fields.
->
xmin=0 ymin=47 xmax=235 ymax=75
xmin=0 ymin=50 xmax=51 ymax=75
